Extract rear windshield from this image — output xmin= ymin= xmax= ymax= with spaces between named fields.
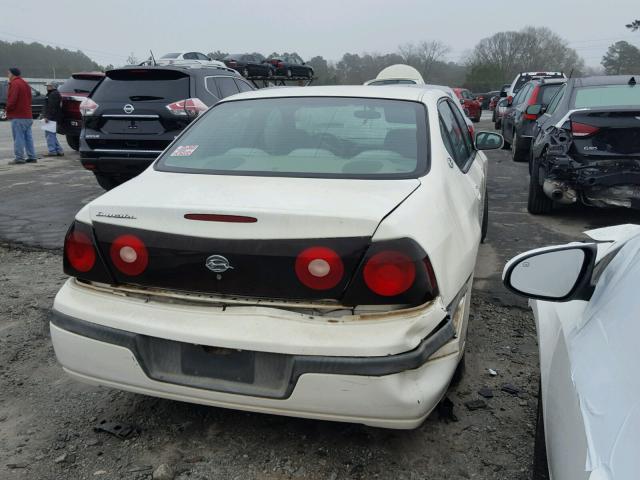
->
xmin=540 ymin=84 xmax=563 ymax=105
xmin=157 ymin=97 xmax=428 ymax=179
xmin=573 ymin=85 xmax=640 ymax=109
xmin=92 ymin=70 xmax=189 ymax=102
xmin=59 ymin=77 xmax=101 ymax=94
xmin=368 ymin=79 xmax=416 ymax=85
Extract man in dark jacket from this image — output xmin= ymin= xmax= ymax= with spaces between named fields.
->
xmin=43 ymin=81 xmax=64 ymax=156
xmin=6 ymin=67 xmax=38 ymax=164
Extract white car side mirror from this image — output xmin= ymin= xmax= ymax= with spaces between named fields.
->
xmin=503 ymin=244 xmax=597 ymax=301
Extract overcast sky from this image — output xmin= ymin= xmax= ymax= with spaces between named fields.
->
xmin=1 ymin=0 xmax=639 ymax=67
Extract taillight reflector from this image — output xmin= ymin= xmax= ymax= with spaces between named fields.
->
xmin=65 ymin=230 xmax=96 ymax=272
xmin=572 ymin=122 xmax=600 ymax=137
xmin=166 ymin=98 xmax=208 ymax=117
xmin=184 ymin=214 xmax=257 ymax=223
xmin=363 ymin=251 xmax=416 ymax=297
xmin=295 ymin=247 xmax=344 ymax=290
xmin=109 ymin=234 xmax=149 ymax=276
xmin=79 ymin=98 xmax=99 ymax=116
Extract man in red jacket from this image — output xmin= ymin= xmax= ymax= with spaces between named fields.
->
xmin=6 ymin=67 xmax=37 ymax=164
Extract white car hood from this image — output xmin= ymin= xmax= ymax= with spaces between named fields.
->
xmin=82 ymin=172 xmax=420 ymax=239
xmin=563 ymin=227 xmax=640 ymax=480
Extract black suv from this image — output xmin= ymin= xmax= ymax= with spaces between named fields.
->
xmin=0 ymin=81 xmax=47 ymax=120
xmin=80 ymin=65 xmax=254 ymax=190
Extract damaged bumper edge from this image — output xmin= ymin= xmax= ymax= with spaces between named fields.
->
xmin=541 ymin=154 xmax=640 ymax=208
xmin=50 ymin=309 xmax=456 ymax=399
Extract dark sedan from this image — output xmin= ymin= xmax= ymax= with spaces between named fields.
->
xmin=263 ymin=56 xmax=313 ymax=78
xmin=528 ymin=75 xmax=640 ymax=214
xmin=223 ymin=54 xmax=274 ymax=78
xmin=0 ymin=81 xmax=46 ymax=120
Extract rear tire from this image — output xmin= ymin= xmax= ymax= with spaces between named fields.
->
xmin=94 ymin=173 xmax=120 ymax=191
xmin=528 ymin=157 xmax=553 ymax=215
xmin=66 ymin=135 xmax=80 ymax=151
xmin=532 ymin=383 xmax=550 ymax=480
xmin=512 ymin=132 xmax=528 ymax=162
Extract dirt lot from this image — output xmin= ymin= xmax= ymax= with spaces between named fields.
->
xmin=1 ymin=116 xmax=640 ymax=479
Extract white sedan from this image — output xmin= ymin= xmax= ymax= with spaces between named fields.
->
xmin=53 ymin=86 xmax=502 ymax=429
xmin=503 ymin=224 xmax=640 ymax=479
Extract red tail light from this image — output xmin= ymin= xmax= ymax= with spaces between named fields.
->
xmin=572 ymin=122 xmax=600 ymax=137
xmin=295 ymin=247 xmax=344 ymax=290
xmin=165 ymin=98 xmax=208 ymax=117
xmin=79 ymin=98 xmax=99 ymax=116
xmin=109 ymin=234 xmax=149 ymax=276
xmin=64 ymin=230 xmax=96 ymax=273
xmin=524 ymin=86 xmax=541 ymax=120
xmin=363 ymin=251 xmax=416 ymax=297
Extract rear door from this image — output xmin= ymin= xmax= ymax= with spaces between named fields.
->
xmin=438 ymin=99 xmax=483 ymax=231
xmin=86 ymin=69 xmax=192 ymax=152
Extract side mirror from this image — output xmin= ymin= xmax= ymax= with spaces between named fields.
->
xmin=475 ymin=131 xmax=504 ymax=150
xmin=526 ymin=104 xmax=543 ymax=116
xmin=503 ymin=243 xmax=597 ymax=301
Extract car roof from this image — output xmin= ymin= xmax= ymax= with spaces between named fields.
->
xmin=569 ymin=75 xmax=639 ymax=87
xmin=221 ymin=85 xmax=440 ymax=103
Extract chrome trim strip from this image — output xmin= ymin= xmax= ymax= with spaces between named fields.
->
xmin=92 ymin=149 xmax=164 ymax=154
xmin=101 ymin=114 xmax=160 ymax=119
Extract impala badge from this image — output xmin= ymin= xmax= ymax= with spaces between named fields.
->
xmin=206 ymin=255 xmax=233 ymax=273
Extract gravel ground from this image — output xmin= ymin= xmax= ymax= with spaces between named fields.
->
xmin=0 ymin=244 xmax=538 ymax=480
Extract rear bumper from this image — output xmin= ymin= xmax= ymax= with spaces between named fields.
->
xmin=50 ymin=279 xmax=468 ymax=428
xmin=80 ymin=151 xmax=159 ymax=178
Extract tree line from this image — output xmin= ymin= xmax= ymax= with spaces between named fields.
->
xmin=2 ymin=24 xmax=638 ymax=89
xmin=0 ymin=40 xmax=101 ymax=78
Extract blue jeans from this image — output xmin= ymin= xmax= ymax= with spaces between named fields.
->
xmin=11 ymin=119 xmax=36 ymax=161
xmin=45 ymin=130 xmax=63 ymax=154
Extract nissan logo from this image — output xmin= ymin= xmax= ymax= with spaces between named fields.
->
xmin=205 ymin=255 xmax=234 ymax=273
xmin=123 ymin=104 xmax=135 ymax=114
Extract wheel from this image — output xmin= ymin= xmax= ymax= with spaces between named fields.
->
xmin=512 ymin=131 xmax=529 ymax=162
xmin=66 ymin=135 xmax=80 ymax=151
xmin=242 ymin=68 xmax=249 ymax=77
xmin=94 ymin=173 xmax=121 ymax=191
xmin=528 ymin=156 xmax=553 ymax=215
xmin=481 ymin=188 xmax=489 ymax=243
xmin=0 ymin=107 xmax=7 ymax=121
xmin=532 ymin=384 xmax=550 ymax=480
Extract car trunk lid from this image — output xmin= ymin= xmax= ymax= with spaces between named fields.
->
xmin=87 ymin=174 xmax=420 ymax=300
xmin=570 ymin=109 xmax=640 ymax=159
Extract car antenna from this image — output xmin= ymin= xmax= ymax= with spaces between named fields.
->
xmin=150 ymin=50 xmax=157 ymax=66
